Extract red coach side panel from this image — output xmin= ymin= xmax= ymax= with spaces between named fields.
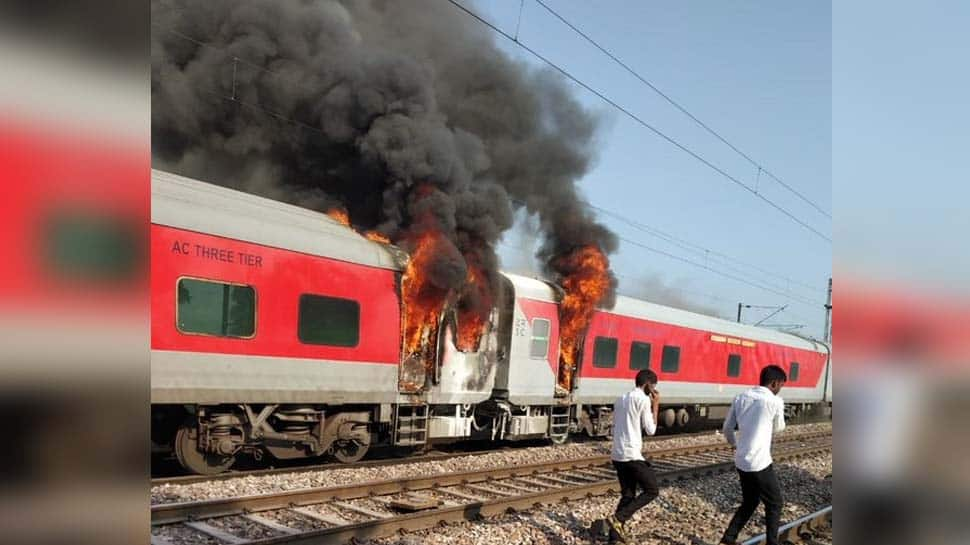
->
xmin=573 ymin=296 xmax=829 ymax=405
xmin=151 ymin=224 xmax=400 ymax=364
xmin=580 ymin=309 xmax=826 ymax=387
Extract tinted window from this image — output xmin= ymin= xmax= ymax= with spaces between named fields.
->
xmin=629 ymin=341 xmax=652 ymax=370
xmin=790 ymin=362 xmax=800 ymax=382
xmin=177 ymin=278 xmax=255 ymax=338
xmin=661 ymin=345 xmax=681 ymax=373
xmin=592 ymin=336 xmax=619 ymax=368
xmin=298 ymin=294 xmax=360 ymax=347
xmin=727 ymin=354 xmax=742 ymax=377
xmin=530 ymin=318 xmax=551 ymax=358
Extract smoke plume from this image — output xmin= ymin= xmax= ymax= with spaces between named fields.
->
xmin=152 ymin=0 xmax=618 ymax=347
xmin=619 ymin=273 xmax=724 ymax=319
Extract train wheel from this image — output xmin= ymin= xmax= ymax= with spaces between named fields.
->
xmin=332 ymin=437 xmax=370 ymax=463
xmin=676 ymin=408 xmax=690 ymax=428
xmin=174 ymin=424 xmax=235 ymax=475
xmin=332 ymin=424 xmax=371 ymax=464
xmin=549 ymin=433 xmax=570 ymax=445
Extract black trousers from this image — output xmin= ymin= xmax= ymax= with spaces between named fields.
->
xmin=722 ymin=464 xmax=784 ymax=545
xmin=612 ymin=459 xmax=660 ymax=522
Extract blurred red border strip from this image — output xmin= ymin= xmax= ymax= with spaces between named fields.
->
xmin=0 ymin=117 xmax=148 ymax=311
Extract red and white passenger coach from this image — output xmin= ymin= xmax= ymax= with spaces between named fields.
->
xmin=151 ymin=169 xmax=831 ymax=474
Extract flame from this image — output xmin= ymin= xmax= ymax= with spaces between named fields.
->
xmin=456 ymin=263 xmax=491 ymax=352
xmin=400 ymin=231 xmax=451 ymax=371
xmin=364 ymin=231 xmax=391 ymax=244
xmin=323 ymin=191 xmax=490 ymax=390
xmin=326 ymin=208 xmax=390 ymax=244
xmin=555 ymin=245 xmax=611 ymax=392
xmin=326 ymin=208 xmax=351 ymax=227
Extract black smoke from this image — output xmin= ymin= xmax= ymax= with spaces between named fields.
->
xmin=152 ymin=0 xmax=617 ymax=308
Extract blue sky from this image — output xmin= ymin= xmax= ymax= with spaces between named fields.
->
xmin=459 ymin=1 xmax=832 ymax=337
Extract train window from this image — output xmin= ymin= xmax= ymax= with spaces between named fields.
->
xmin=789 ymin=362 xmax=800 ymax=382
xmin=592 ymin=336 xmax=619 ymax=368
xmin=177 ymin=278 xmax=255 ymax=338
xmin=727 ymin=354 xmax=742 ymax=377
xmin=530 ymin=318 xmax=551 ymax=358
xmin=661 ymin=345 xmax=681 ymax=373
xmin=629 ymin=341 xmax=652 ymax=370
xmin=298 ymin=294 xmax=360 ymax=347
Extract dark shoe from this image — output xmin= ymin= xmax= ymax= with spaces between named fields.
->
xmin=719 ymin=540 xmax=739 ymax=545
xmin=607 ymin=515 xmax=629 ymax=544
xmin=590 ymin=518 xmax=611 ymax=541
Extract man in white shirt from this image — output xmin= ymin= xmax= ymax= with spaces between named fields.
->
xmin=719 ymin=365 xmax=788 ymax=545
xmin=606 ymin=369 xmax=660 ymax=544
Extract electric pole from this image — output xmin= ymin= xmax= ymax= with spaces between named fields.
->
xmin=823 ymin=277 xmax=832 ymax=342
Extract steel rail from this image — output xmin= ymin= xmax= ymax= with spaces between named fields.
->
xmin=740 ymin=505 xmax=832 ymax=544
xmin=153 ymin=431 xmax=830 ymax=525
xmin=153 ymin=447 xmax=488 ymax=487
xmin=242 ymin=443 xmax=831 ymax=545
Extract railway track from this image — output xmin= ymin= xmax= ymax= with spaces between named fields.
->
xmin=151 ymin=430 xmax=831 ymax=545
xmin=741 ymin=505 xmax=832 ymax=545
xmin=152 ymin=426 xmax=760 ymax=486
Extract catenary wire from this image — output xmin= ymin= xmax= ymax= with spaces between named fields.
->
xmin=443 ymin=0 xmax=831 ymax=243
xmin=588 ymin=204 xmax=827 ymax=295
xmin=532 ymin=0 xmax=831 ymax=219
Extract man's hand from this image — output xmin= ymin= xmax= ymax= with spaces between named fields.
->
xmin=647 ymin=383 xmax=661 ymax=432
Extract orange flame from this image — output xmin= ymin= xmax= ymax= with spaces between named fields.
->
xmin=401 ymin=231 xmax=451 ymax=370
xmin=556 ymin=245 xmax=611 ymax=392
xmin=456 ymin=263 xmax=491 ymax=352
xmin=327 ymin=208 xmax=390 ymax=245
xmin=326 ymin=208 xmax=351 ymax=227
xmin=323 ymin=192 xmax=490 ymax=389
xmin=364 ymin=231 xmax=391 ymax=244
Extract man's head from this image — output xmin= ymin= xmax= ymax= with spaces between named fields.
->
xmin=635 ymin=369 xmax=658 ymax=392
xmin=759 ymin=365 xmax=787 ymax=395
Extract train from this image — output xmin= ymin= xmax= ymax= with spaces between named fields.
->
xmin=150 ymin=169 xmax=832 ymax=474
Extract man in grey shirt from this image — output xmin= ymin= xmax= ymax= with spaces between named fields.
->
xmin=607 ymin=369 xmax=660 ymax=543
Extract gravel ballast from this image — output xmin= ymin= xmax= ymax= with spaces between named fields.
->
xmin=152 ymin=422 xmax=830 ymax=505
xmin=357 ymin=451 xmax=833 ymax=545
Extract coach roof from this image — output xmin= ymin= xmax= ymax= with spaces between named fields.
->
xmin=152 ymin=169 xmax=403 ymax=271
xmin=608 ymin=295 xmax=825 ymax=353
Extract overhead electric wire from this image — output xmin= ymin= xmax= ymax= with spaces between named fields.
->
xmin=443 ymin=0 xmax=831 ymax=244
xmin=506 ymin=198 xmax=824 ymax=302
xmin=500 ymin=232 xmax=827 ymax=311
xmin=532 ymin=0 xmax=831 ymax=219
xmin=499 ymin=201 xmax=826 ymax=307
xmin=754 ymin=304 xmax=788 ymax=326
xmin=617 ymin=235 xmax=821 ymax=307
xmin=500 ymin=242 xmax=753 ymax=316
xmin=611 ymin=269 xmax=733 ymax=305
xmin=500 ymin=239 xmax=822 ymax=335
xmin=588 ymin=203 xmax=827 ymax=296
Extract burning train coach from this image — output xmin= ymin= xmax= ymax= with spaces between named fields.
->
xmin=151 ymin=170 xmax=832 ymax=475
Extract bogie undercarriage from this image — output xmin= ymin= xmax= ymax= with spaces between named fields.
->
xmin=153 ymin=404 xmax=374 ymax=474
xmin=153 ymin=399 xmax=832 ymax=474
